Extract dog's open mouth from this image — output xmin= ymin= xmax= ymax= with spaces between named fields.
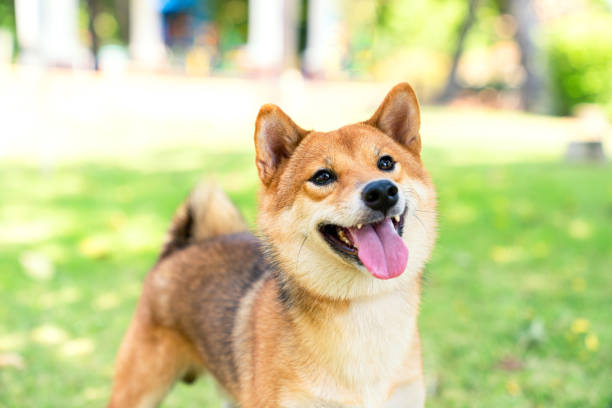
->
xmin=318 ymin=209 xmax=408 ymax=280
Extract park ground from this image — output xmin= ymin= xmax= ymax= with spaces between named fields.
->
xmin=0 ymin=70 xmax=611 ymax=407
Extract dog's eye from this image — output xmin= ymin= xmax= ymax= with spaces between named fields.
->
xmin=309 ymin=169 xmax=336 ymax=186
xmin=377 ymin=155 xmax=395 ymax=171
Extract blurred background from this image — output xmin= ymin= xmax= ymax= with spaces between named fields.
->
xmin=0 ymin=0 xmax=611 ymax=407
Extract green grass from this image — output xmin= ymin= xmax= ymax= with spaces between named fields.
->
xmin=1 ymin=148 xmax=611 ymax=407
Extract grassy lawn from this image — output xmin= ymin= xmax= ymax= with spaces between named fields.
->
xmin=1 ymin=146 xmax=611 ymax=407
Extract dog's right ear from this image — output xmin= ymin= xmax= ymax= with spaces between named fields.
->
xmin=254 ymin=104 xmax=308 ymax=185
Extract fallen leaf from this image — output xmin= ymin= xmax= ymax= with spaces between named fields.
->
xmin=496 ymin=356 xmax=524 ymax=372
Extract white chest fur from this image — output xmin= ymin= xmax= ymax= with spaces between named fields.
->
xmin=292 ymin=290 xmax=419 ymax=408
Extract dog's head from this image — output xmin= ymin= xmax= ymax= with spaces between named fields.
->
xmin=254 ymin=83 xmax=437 ymax=299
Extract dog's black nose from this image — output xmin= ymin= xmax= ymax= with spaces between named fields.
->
xmin=362 ymin=180 xmax=399 ymax=214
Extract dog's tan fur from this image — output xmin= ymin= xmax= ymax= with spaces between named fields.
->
xmin=108 ymin=83 xmax=437 ymax=408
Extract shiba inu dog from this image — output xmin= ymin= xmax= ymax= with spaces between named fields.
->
xmin=108 ymin=83 xmax=437 ymax=408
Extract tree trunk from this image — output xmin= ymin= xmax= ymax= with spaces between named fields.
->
xmin=114 ymin=0 xmax=130 ymax=44
xmin=436 ymin=0 xmax=479 ymax=103
xmin=87 ymin=0 xmax=99 ymax=70
xmin=509 ymin=0 xmax=549 ymax=112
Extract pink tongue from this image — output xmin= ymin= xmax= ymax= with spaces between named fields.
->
xmin=348 ymin=219 xmax=409 ymax=280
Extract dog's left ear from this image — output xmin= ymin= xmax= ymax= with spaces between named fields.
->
xmin=366 ymin=82 xmax=421 ymax=155
xmin=254 ymin=104 xmax=308 ymax=185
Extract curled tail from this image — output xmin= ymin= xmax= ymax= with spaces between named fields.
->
xmin=159 ymin=182 xmax=247 ymax=259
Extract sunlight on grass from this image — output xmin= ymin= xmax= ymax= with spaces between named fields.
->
xmin=31 ymin=324 xmax=68 ymax=345
xmin=0 ymin=333 xmax=26 ymax=352
xmin=78 ymin=235 xmax=113 ymax=259
xmin=567 ymin=218 xmax=592 ymax=240
xmin=1 ymin=221 xmax=63 ymax=245
xmin=60 ymin=338 xmax=95 ymax=358
xmin=584 ymin=333 xmax=599 ymax=352
xmin=118 ymin=281 xmax=144 ymax=299
xmin=490 ymin=245 xmax=526 ymax=264
xmin=93 ymin=292 xmax=121 ymax=311
xmin=571 ymin=318 xmax=590 ymax=334
xmin=39 ymin=286 xmax=81 ymax=308
xmin=78 ymin=214 xmax=165 ymax=258
xmin=81 ymin=387 xmax=106 ymax=402
xmin=19 ymin=251 xmax=55 ymax=280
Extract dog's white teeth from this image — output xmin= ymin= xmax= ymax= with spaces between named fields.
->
xmin=357 ymin=224 xmax=362 ymax=230
xmin=393 ymin=215 xmax=400 ymax=222
xmin=338 ymin=230 xmax=351 ymax=246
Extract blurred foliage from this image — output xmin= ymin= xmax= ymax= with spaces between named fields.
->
xmin=546 ymin=9 xmax=612 ymax=119
xmin=0 ymin=0 xmax=16 ymax=60
xmin=93 ymin=11 xmax=119 ymax=43
xmin=214 ymin=0 xmax=247 ymax=53
xmin=343 ymin=0 xmax=612 ymax=113
xmin=464 ymin=0 xmax=522 ymax=53
xmin=0 ymin=0 xmax=16 ymax=46
xmin=344 ymin=0 xmax=469 ymax=94
xmin=77 ymin=0 xmax=123 ymax=46
xmin=211 ymin=0 xmax=248 ymax=71
xmin=0 ymin=0 xmax=14 ymax=30
xmin=346 ymin=0 xmax=466 ymax=71
xmin=344 ymin=0 xmax=518 ymax=96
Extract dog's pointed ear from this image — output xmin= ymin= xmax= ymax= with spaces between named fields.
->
xmin=254 ymin=104 xmax=308 ymax=185
xmin=366 ymin=82 xmax=421 ymax=154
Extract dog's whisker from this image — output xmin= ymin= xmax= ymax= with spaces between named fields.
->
xmin=413 ymin=213 xmax=427 ymax=234
xmin=295 ymin=234 xmax=309 ymax=275
xmin=406 ymin=186 xmax=423 ymax=201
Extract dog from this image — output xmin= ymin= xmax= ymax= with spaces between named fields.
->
xmin=108 ymin=82 xmax=437 ymax=408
